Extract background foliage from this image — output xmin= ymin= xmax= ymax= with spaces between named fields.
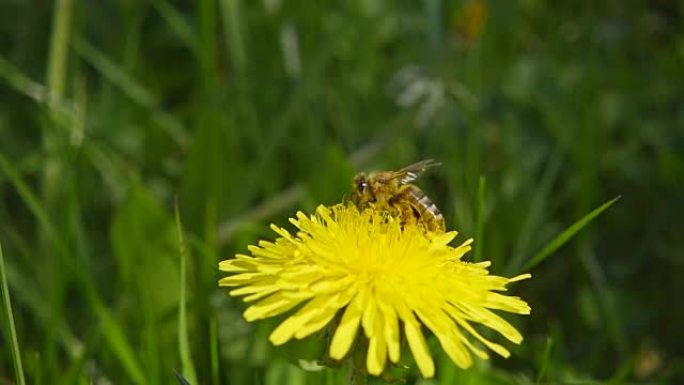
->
xmin=1 ymin=0 xmax=683 ymax=384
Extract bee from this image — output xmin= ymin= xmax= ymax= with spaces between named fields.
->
xmin=351 ymin=159 xmax=445 ymax=232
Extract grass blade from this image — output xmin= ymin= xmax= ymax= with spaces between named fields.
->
xmin=210 ymin=315 xmax=220 ymax=385
xmin=71 ymin=37 xmax=155 ymax=106
xmin=0 ymin=239 xmax=27 ymax=385
xmin=536 ymin=337 xmax=552 ymax=384
xmin=473 ymin=175 xmax=486 ymax=262
xmin=150 ymin=0 xmax=199 ymax=54
xmin=174 ymin=369 xmax=193 ymax=385
xmin=71 ymin=37 xmax=187 ymax=145
xmin=521 ymin=195 xmax=621 ymax=272
xmin=0 ymin=153 xmax=63 ymax=254
xmin=89 ymin=297 xmax=146 ymax=384
xmin=0 ymin=55 xmax=79 ymax=138
xmin=0 ymin=152 xmax=145 ymax=384
xmin=219 ymin=0 xmax=247 ymax=80
xmin=175 ymin=199 xmax=198 ymax=385
xmin=0 ymin=56 xmax=47 ymax=103
xmin=506 ymin=152 xmax=562 ymax=275
xmin=46 ymin=0 xmax=73 ymax=103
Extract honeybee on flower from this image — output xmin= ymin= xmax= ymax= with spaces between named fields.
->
xmin=351 ymin=159 xmax=445 ymax=233
xmin=218 ymin=161 xmax=531 ymax=378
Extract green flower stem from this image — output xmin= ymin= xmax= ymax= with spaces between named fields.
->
xmin=348 ymin=338 xmax=368 ymax=385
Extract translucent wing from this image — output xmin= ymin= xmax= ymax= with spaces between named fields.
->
xmin=393 ymin=159 xmax=441 ymax=184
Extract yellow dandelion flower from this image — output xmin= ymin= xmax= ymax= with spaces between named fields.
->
xmin=218 ymin=204 xmax=531 ymax=378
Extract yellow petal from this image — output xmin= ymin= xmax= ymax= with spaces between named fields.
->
xmin=441 ymin=331 xmax=474 ymax=368
xmin=405 ymin=318 xmax=434 ymax=378
xmin=509 ymin=273 xmax=532 ymax=282
xmin=430 ymin=231 xmax=457 ymax=247
xmin=218 ymin=272 xmax=268 ymax=287
xmin=448 ymin=303 xmax=523 ymax=344
xmin=329 ymin=291 xmax=367 ymax=360
xmin=294 ymin=290 xmax=354 ymax=340
xmin=293 ymin=306 xmax=339 ymax=340
xmin=218 ymin=259 xmax=252 ymax=272
xmin=366 ymin=333 xmax=388 ymax=376
xmin=453 ymin=316 xmax=510 ymax=358
xmin=243 ymin=287 xmax=280 ymax=302
xmin=361 ymin=296 xmax=378 ymax=338
xmin=415 ymin=307 xmax=473 ymax=368
xmin=229 ymin=280 xmax=277 ymax=296
xmin=243 ymin=292 xmax=302 ymax=321
xmin=484 ymin=292 xmax=531 ymax=315
xmin=269 ymin=296 xmax=336 ymax=345
xmin=377 ymin=300 xmax=400 ymax=363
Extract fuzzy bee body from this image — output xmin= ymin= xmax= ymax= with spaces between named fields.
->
xmin=351 ymin=160 xmax=445 ymax=233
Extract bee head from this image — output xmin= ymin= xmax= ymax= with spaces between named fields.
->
xmin=354 ymin=173 xmax=368 ymax=191
xmin=352 ymin=173 xmax=373 ymax=204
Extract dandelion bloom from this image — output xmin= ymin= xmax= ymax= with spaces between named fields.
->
xmin=218 ymin=204 xmax=530 ymax=377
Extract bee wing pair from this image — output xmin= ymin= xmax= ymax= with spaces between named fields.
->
xmin=393 ymin=159 xmax=441 ymax=185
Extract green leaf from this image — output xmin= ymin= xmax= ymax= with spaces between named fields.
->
xmin=521 ymin=196 xmax=621 ymax=272
xmin=111 ymin=184 xmax=179 ymax=313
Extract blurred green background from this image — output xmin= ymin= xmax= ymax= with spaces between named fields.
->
xmin=1 ymin=0 xmax=683 ymax=384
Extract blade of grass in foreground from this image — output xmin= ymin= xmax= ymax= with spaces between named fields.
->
xmin=0 ymin=153 xmax=146 ymax=384
xmin=0 ymin=238 xmax=27 ymax=385
xmin=175 ymin=199 xmax=198 ymax=385
xmin=521 ymin=195 xmax=621 ymax=272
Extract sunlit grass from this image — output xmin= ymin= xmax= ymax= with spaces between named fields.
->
xmin=0 ymin=1 xmax=682 ymax=384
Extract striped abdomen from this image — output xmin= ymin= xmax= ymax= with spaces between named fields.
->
xmin=401 ymin=185 xmax=445 ymax=232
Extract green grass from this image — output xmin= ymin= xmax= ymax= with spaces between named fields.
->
xmin=175 ymin=199 xmax=199 ymax=385
xmin=1 ymin=1 xmax=683 ymax=384
xmin=1 ymin=238 xmax=25 ymax=385
xmin=520 ymin=195 xmax=621 ymax=273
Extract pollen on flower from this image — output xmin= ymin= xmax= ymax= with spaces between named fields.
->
xmin=218 ymin=203 xmax=531 ymax=378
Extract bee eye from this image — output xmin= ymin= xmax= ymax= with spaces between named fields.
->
xmin=358 ymin=181 xmax=368 ymax=192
